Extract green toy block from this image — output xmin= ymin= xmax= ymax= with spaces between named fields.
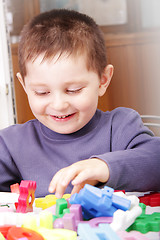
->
xmin=127 ymin=203 xmax=160 ymax=233
xmin=55 ymin=198 xmax=70 ymax=218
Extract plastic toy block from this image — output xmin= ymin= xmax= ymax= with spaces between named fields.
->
xmin=10 ymin=183 xmax=20 ymax=194
xmin=63 ymin=204 xmax=83 ymax=231
xmin=88 ymin=217 xmax=113 ymax=227
xmin=37 ymin=228 xmax=77 ymax=240
xmin=39 ymin=211 xmax=53 ymax=229
xmin=7 ymin=226 xmax=44 ymax=240
xmin=0 ymin=232 xmax=5 ymax=240
xmin=54 ymin=204 xmax=83 ymax=231
xmin=78 ymin=223 xmax=121 ymax=240
xmin=127 ymin=203 xmax=160 ymax=233
xmin=35 ymin=195 xmax=57 ymax=210
xmin=55 ymin=198 xmax=70 ymax=218
xmin=0 ymin=225 xmax=15 ymax=238
xmin=110 ymin=204 xmax=142 ymax=231
xmin=117 ymin=230 xmax=149 ymax=240
xmin=0 ymin=192 xmax=19 ymax=204
xmin=69 ymin=184 xmax=130 ymax=219
xmin=139 ymin=192 xmax=160 ymax=207
xmin=35 ymin=194 xmax=71 ymax=210
xmin=16 ymin=180 xmax=36 ymax=213
xmin=22 ymin=213 xmax=38 ymax=231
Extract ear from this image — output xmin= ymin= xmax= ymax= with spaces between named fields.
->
xmin=16 ymin=72 xmax=27 ymax=93
xmin=98 ymin=64 xmax=114 ymax=97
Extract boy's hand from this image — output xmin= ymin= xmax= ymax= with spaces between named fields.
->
xmin=48 ymin=158 xmax=110 ymax=198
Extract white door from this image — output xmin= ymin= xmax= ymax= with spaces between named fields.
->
xmin=0 ymin=0 xmax=15 ymax=129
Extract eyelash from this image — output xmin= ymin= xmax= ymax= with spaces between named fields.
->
xmin=66 ymin=88 xmax=83 ymax=94
xmin=34 ymin=91 xmax=50 ymax=96
xmin=34 ymin=88 xmax=83 ymax=96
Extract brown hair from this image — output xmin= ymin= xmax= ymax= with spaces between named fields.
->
xmin=18 ymin=9 xmax=107 ymax=78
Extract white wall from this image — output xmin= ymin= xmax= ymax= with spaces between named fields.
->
xmin=0 ymin=0 xmax=14 ymax=129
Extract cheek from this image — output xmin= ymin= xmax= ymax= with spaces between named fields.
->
xmin=28 ymin=96 xmax=45 ymax=115
xmin=75 ymin=92 xmax=98 ymax=112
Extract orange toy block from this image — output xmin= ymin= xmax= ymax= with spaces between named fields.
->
xmin=10 ymin=183 xmax=20 ymax=194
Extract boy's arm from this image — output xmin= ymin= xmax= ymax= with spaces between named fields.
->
xmin=93 ymin=108 xmax=160 ymax=192
xmin=0 ymin=136 xmax=21 ymax=192
xmin=49 ymin=108 xmax=160 ymax=197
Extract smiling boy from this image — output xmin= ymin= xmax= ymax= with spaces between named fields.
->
xmin=0 ymin=9 xmax=160 ymax=197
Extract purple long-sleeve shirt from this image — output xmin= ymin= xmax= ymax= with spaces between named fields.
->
xmin=0 ymin=107 xmax=160 ymax=197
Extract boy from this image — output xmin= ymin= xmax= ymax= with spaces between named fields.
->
xmin=0 ymin=9 xmax=160 ymax=198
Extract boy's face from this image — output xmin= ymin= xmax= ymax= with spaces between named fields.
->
xmin=18 ymin=54 xmax=112 ymax=134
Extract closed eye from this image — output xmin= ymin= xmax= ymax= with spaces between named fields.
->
xmin=66 ymin=88 xmax=83 ymax=94
xmin=34 ymin=91 xmax=50 ymax=96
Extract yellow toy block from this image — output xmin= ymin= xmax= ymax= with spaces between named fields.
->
xmin=39 ymin=211 xmax=53 ymax=229
xmin=35 ymin=194 xmax=71 ymax=210
xmin=0 ymin=233 xmax=5 ymax=240
xmin=37 ymin=228 xmax=77 ymax=240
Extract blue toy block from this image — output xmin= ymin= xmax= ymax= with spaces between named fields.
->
xmin=78 ymin=223 xmax=121 ymax=240
xmin=70 ymin=184 xmax=117 ymax=219
xmin=103 ymin=186 xmax=131 ymax=211
xmin=70 ymin=184 xmax=131 ymax=219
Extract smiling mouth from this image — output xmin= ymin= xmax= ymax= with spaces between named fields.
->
xmin=51 ymin=113 xmax=75 ymax=120
xmin=54 ymin=114 xmax=72 ymax=119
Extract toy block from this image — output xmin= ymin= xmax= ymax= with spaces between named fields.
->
xmin=88 ymin=217 xmax=113 ymax=227
xmin=37 ymin=228 xmax=77 ymax=240
xmin=127 ymin=203 xmax=160 ymax=233
xmin=22 ymin=213 xmax=38 ymax=231
xmin=139 ymin=192 xmax=160 ymax=207
xmin=69 ymin=184 xmax=130 ymax=219
xmin=53 ymin=204 xmax=83 ymax=231
xmin=55 ymin=198 xmax=70 ymax=218
xmin=0 ymin=225 xmax=15 ymax=238
xmin=63 ymin=204 xmax=83 ymax=231
xmin=7 ymin=226 xmax=44 ymax=240
xmin=78 ymin=223 xmax=121 ymax=240
xmin=16 ymin=180 xmax=36 ymax=213
xmin=0 ymin=232 xmax=5 ymax=240
xmin=117 ymin=230 xmax=149 ymax=239
xmin=39 ymin=211 xmax=53 ymax=229
xmin=10 ymin=183 xmax=20 ymax=194
xmin=110 ymin=205 xmax=142 ymax=231
xmin=35 ymin=194 xmax=71 ymax=210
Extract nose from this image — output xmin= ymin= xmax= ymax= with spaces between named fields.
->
xmin=49 ymin=93 xmax=69 ymax=111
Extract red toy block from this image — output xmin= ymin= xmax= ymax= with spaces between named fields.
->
xmin=16 ymin=180 xmax=36 ymax=213
xmin=7 ymin=226 xmax=44 ymax=240
xmin=10 ymin=183 xmax=20 ymax=194
xmin=0 ymin=225 xmax=15 ymax=238
xmin=139 ymin=192 xmax=160 ymax=207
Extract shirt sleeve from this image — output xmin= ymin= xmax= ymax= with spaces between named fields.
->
xmin=0 ymin=136 xmax=22 ymax=191
xmin=93 ymin=108 xmax=160 ymax=192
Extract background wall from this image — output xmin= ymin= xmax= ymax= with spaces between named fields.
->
xmin=2 ymin=0 xmax=160 ymax=126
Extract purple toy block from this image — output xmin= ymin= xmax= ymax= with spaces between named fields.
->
xmin=53 ymin=218 xmax=64 ymax=228
xmin=88 ymin=217 xmax=113 ymax=227
xmin=70 ymin=204 xmax=83 ymax=221
xmin=54 ymin=203 xmax=83 ymax=231
xmin=63 ymin=213 xmax=76 ymax=231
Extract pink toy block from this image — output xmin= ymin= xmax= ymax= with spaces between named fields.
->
xmin=16 ymin=180 xmax=36 ymax=213
xmin=118 ymin=230 xmax=149 ymax=239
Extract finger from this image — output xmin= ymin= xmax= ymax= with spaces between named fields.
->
xmin=48 ymin=168 xmax=65 ymax=193
xmin=71 ymin=169 xmax=95 ymax=185
xmin=71 ymin=183 xmax=85 ymax=195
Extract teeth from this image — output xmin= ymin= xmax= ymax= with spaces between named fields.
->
xmin=56 ymin=115 xmax=68 ymax=119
